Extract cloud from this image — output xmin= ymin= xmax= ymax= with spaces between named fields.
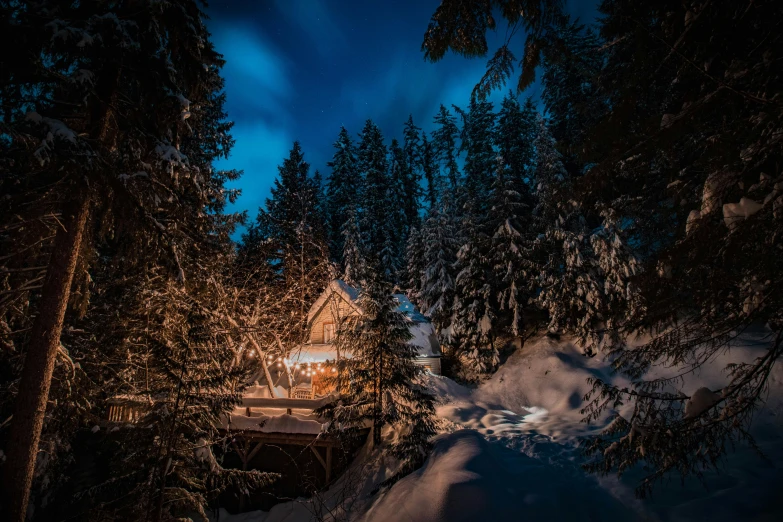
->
xmin=273 ymin=0 xmax=347 ymax=56
xmin=211 ymin=24 xmax=292 ymax=119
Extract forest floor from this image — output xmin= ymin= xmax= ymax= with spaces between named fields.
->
xmin=217 ymin=331 xmax=783 ymax=522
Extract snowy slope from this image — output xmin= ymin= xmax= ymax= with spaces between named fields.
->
xmin=218 ymin=331 xmax=783 ymax=522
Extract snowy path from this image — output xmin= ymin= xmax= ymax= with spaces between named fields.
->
xmin=408 ymin=335 xmax=783 ymax=522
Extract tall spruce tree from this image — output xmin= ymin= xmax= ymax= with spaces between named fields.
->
xmin=319 ymin=274 xmax=436 ymax=476
xmin=341 ymin=206 xmax=367 ymax=287
xmin=326 ymin=126 xmax=360 ymax=263
xmin=419 ymin=189 xmax=461 ymax=334
xmin=495 ymin=92 xmax=537 ymax=191
xmin=0 ymin=1 xmax=254 ymax=517
xmin=404 ymin=226 xmax=426 ymax=305
xmin=487 ymin=156 xmax=535 ymax=337
xmin=384 ymin=139 xmax=409 ymax=283
xmin=402 ymin=115 xmax=423 ymax=229
xmin=451 ymin=206 xmax=497 ymax=374
xmin=357 ymin=120 xmax=390 ymax=260
xmin=421 ymin=134 xmax=441 ymax=208
xmin=458 ymin=98 xmax=496 ymax=210
xmin=533 ymin=114 xmax=569 ymax=223
xmin=431 ymin=104 xmax=461 ymax=191
xmin=254 ymin=142 xmax=330 ymax=339
xmin=540 ymin=19 xmax=605 ymax=170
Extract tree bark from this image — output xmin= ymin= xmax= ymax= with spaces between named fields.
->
xmin=2 ymin=189 xmax=90 ymax=522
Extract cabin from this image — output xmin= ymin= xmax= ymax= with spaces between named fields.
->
xmin=302 ymin=279 xmax=442 ymax=377
xmin=102 ymin=281 xmax=442 ymax=513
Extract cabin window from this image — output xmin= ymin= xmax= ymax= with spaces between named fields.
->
xmin=323 ymin=322 xmax=335 ymax=343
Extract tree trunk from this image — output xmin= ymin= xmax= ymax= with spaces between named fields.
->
xmin=2 ymin=189 xmax=90 ymax=522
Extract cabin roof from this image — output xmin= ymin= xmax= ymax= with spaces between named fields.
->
xmin=305 ymin=279 xmax=442 ymax=359
xmin=306 ymin=279 xmax=362 ymax=324
xmin=308 ymin=280 xmax=431 ymax=324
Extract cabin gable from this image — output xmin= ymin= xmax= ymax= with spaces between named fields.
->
xmin=308 ymin=290 xmax=360 ymax=344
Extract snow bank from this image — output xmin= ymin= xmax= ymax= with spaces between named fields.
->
xmin=361 ymin=430 xmax=632 ymax=522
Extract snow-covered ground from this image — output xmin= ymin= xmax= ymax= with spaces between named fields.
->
xmin=217 ymin=332 xmax=783 ymax=522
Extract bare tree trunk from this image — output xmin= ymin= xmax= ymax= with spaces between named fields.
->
xmin=2 ymin=189 xmax=90 ymax=522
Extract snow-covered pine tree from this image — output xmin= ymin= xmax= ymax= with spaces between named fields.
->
xmin=458 ymin=98 xmax=496 ymax=211
xmin=495 ymin=92 xmax=536 ymax=193
xmin=257 ymin=142 xmax=331 ymax=339
xmin=65 ymin=261 xmax=278 ymax=521
xmin=533 ymin=114 xmax=569 ymax=223
xmin=0 ymin=1 xmax=254 ymax=517
xmin=419 ymin=189 xmax=461 ymax=335
xmin=431 ymin=104 xmax=461 ymax=191
xmin=540 ymin=18 xmax=605 ymax=169
xmin=578 ymin=1 xmax=783 ymax=495
xmin=357 ymin=119 xmax=390 ymax=262
xmin=402 ymin=115 xmax=423 ymax=230
xmin=326 ymin=126 xmax=360 ymax=263
xmin=421 ymin=134 xmax=441 ymax=209
xmin=318 ymin=274 xmax=436 ymax=478
xmin=487 ymin=156 xmax=535 ymax=337
xmin=404 ymin=226 xmax=426 ymax=305
xmin=341 ymin=206 xmax=367 ymax=287
xmin=535 ymin=211 xmax=604 ymax=351
xmin=383 ymin=139 xmax=409 ymax=283
xmin=451 ymin=206 xmax=498 ymax=374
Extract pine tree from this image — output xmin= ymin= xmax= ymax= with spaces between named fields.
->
xmin=341 ymin=206 xmax=367 ymax=287
xmin=0 ymin=2 xmax=253 ymax=517
xmin=419 ymin=189 xmax=461 ymax=334
xmin=326 ymin=127 xmax=360 ymax=263
xmin=459 ymin=98 xmax=496 ymax=210
xmin=357 ymin=120 xmax=390 ymax=259
xmin=431 ymin=104 xmax=461 ymax=191
xmin=487 ymin=156 xmax=535 ymax=337
xmin=319 ymin=275 xmax=436 ymax=476
xmin=404 ymin=226 xmax=426 ymax=304
xmin=402 ymin=115 xmax=423 ymax=230
xmin=540 ymin=19 xmax=605 ymax=168
xmin=533 ymin=114 xmax=569 ymax=223
xmin=451 ymin=207 xmax=497 ymax=374
xmin=495 ymin=92 xmax=537 ymax=192
xmin=421 ymin=134 xmax=441 ymax=209
xmin=384 ymin=139 xmax=409 ymax=283
xmin=254 ymin=142 xmax=331 ymax=340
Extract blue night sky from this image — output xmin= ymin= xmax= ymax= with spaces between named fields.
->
xmin=206 ymin=1 xmax=598 ymax=231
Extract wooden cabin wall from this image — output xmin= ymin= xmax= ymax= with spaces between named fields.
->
xmin=309 ymin=293 xmax=358 ymax=344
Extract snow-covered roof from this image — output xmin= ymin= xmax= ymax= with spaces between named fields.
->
xmin=393 ymin=294 xmax=429 ymax=323
xmin=306 ymin=279 xmax=361 ymax=323
xmin=406 ymin=320 xmax=442 ymax=357
xmin=227 ymin=410 xmax=324 ymax=435
xmin=289 ymin=344 xmax=340 ymax=364
xmin=308 ymin=280 xmax=432 ymax=324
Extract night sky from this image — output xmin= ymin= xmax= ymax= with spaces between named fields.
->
xmin=207 ymin=1 xmax=598 ymax=229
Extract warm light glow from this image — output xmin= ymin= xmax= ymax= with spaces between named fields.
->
xmin=331 ymin=368 xmax=337 ymax=373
